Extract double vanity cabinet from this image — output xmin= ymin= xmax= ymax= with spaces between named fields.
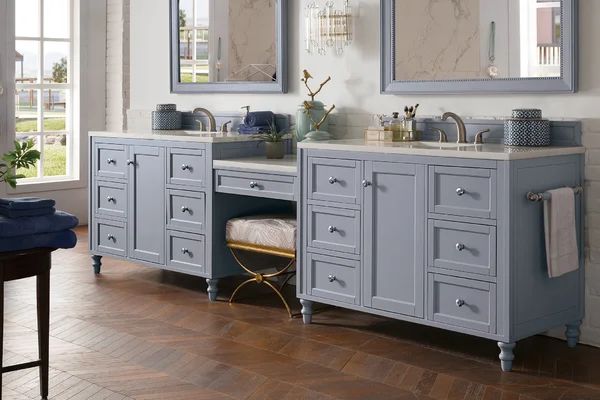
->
xmin=296 ymin=140 xmax=585 ymax=372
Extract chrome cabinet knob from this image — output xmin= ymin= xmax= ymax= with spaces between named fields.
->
xmin=456 ymin=299 xmax=465 ymax=307
xmin=181 ymin=248 xmax=190 ymax=255
xmin=456 ymin=187 xmax=466 ymax=196
xmin=328 ymin=177 xmax=338 ymax=184
xmin=126 ymin=159 xmax=135 ymax=166
xmin=328 ymin=274 xmax=337 ymax=282
xmin=181 ymin=164 xmax=191 ymax=171
xmin=328 ymin=226 xmax=337 ymax=233
xmin=249 ymin=181 xmax=258 ymax=189
xmin=181 ymin=206 xmax=190 ymax=213
xmin=106 ymin=158 xmax=116 ymax=165
xmin=107 ymin=234 xmax=115 ymax=241
xmin=362 ymin=179 xmax=372 ymax=187
xmin=106 ymin=196 xmax=116 ymax=203
xmin=456 ymin=243 xmax=466 ymax=251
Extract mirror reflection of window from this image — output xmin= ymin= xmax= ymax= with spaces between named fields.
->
xmin=178 ymin=0 xmax=277 ymax=84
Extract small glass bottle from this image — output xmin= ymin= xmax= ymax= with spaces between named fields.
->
xmin=389 ymin=112 xmax=402 ymax=141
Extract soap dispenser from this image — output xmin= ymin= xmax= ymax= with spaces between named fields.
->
xmin=389 ymin=112 xmax=402 ymax=141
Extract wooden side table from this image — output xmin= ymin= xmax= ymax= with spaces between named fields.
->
xmin=0 ymin=248 xmax=53 ymax=400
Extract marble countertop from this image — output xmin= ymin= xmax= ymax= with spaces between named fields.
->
xmin=298 ymin=139 xmax=585 ymax=160
xmin=213 ymin=155 xmax=297 ymax=175
xmin=89 ymin=130 xmax=264 ymax=143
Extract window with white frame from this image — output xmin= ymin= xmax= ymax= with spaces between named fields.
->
xmin=15 ymin=0 xmax=74 ymax=181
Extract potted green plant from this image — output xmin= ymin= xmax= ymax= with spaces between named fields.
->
xmin=252 ymin=124 xmax=288 ymax=159
xmin=0 ymin=140 xmax=40 ymax=188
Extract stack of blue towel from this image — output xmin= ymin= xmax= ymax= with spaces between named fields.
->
xmin=238 ymin=111 xmax=275 ymax=135
xmin=0 ymin=197 xmax=78 ymax=252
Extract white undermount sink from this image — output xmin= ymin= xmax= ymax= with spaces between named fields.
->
xmin=415 ymin=142 xmax=478 ymax=148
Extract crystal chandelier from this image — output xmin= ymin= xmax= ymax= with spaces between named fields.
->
xmin=305 ymin=0 xmax=353 ymax=55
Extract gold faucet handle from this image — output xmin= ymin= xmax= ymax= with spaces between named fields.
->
xmin=474 ymin=129 xmax=491 ymax=144
xmin=430 ymin=128 xmax=448 ymax=143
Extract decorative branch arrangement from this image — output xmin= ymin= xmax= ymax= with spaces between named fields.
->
xmin=302 ymin=70 xmax=332 ymax=101
xmin=301 ymin=69 xmax=335 ymax=132
xmin=304 ymin=101 xmax=336 ymax=131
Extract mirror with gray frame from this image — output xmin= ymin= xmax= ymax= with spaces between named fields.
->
xmin=170 ymin=0 xmax=287 ymax=93
xmin=381 ymin=0 xmax=577 ymax=94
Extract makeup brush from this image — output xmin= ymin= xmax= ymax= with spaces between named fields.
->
xmin=411 ymin=104 xmax=420 ymax=118
xmin=404 ymin=106 xmax=409 ymax=119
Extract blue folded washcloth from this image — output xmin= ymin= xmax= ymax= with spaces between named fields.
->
xmin=0 ymin=230 xmax=77 ymax=252
xmin=0 ymin=211 xmax=78 ymax=237
xmin=0 ymin=207 xmax=55 ymax=219
xmin=244 ymin=111 xmax=274 ymax=128
xmin=0 ymin=197 xmax=56 ymax=210
xmin=238 ymin=124 xmax=271 ymax=135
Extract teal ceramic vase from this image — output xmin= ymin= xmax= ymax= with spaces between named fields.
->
xmin=296 ymin=101 xmax=330 ymax=142
xmin=305 ymin=130 xmax=332 ymax=141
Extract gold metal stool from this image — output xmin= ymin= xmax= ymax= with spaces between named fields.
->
xmin=226 ymin=215 xmax=296 ymax=317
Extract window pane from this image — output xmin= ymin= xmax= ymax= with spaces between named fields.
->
xmin=43 ymin=135 xmax=67 ymax=177
xmin=16 ymin=40 xmax=39 ymax=83
xmin=16 ymin=90 xmax=39 ymax=133
xmin=42 ymin=89 xmax=67 ymax=131
xmin=16 ymin=136 xmax=40 ymax=179
xmin=44 ymin=0 xmax=70 ymax=39
xmin=44 ymin=42 xmax=69 ymax=83
xmin=16 ymin=0 xmax=40 ymax=38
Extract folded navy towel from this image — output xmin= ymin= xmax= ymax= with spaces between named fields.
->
xmin=238 ymin=124 xmax=270 ymax=135
xmin=0 ymin=207 xmax=55 ymax=219
xmin=0 ymin=197 xmax=56 ymax=210
xmin=0 ymin=211 xmax=78 ymax=237
xmin=244 ymin=111 xmax=274 ymax=128
xmin=0 ymin=230 xmax=77 ymax=252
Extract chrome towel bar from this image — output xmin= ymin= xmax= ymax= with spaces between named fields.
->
xmin=527 ymin=186 xmax=584 ymax=202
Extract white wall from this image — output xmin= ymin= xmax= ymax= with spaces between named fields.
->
xmin=127 ymin=0 xmax=600 ymax=347
xmin=106 ymin=0 xmax=130 ymax=130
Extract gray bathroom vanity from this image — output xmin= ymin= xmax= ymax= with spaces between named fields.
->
xmin=296 ymin=139 xmax=585 ymax=372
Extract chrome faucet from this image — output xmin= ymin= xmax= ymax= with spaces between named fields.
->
xmin=192 ymin=107 xmax=217 ymax=132
xmin=441 ymin=112 xmax=467 ymax=144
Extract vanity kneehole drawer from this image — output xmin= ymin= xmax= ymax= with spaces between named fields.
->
xmin=307 ymin=253 xmax=360 ymax=305
xmin=215 ymin=170 xmax=295 ymax=200
xmin=167 ymin=190 xmax=205 ymax=233
xmin=308 ymin=157 xmax=361 ymax=204
xmin=95 ymin=220 xmax=127 ymax=257
xmin=167 ymin=231 xmax=206 ymax=273
xmin=429 ymin=166 xmax=496 ymax=219
xmin=95 ymin=181 xmax=127 ymax=219
xmin=428 ymin=274 xmax=496 ymax=333
xmin=308 ymin=205 xmax=360 ymax=255
xmin=428 ymin=220 xmax=496 ymax=276
xmin=168 ymin=148 xmax=206 ymax=187
xmin=95 ymin=143 xmax=128 ymax=180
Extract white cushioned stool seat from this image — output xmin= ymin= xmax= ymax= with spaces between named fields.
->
xmin=226 ymin=215 xmax=296 ymax=251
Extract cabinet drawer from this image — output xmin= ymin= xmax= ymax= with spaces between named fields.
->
xmin=428 ymin=274 xmax=496 ymax=333
xmin=308 ymin=205 xmax=360 ymax=255
xmin=307 ymin=253 xmax=359 ymax=305
xmin=95 ymin=181 xmax=127 ymax=219
xmin=95 ymin=219 xmax=126 ymax=257
xmin=95 ymin=143 xmax=128 ymax=180
xmin=215 ymin=170 xmax=295 ymax=201
xmin=308 ymin=157 xmax=361 ymax=204
xmin=429 ymin=166 xmax=496 ymax=219
xmin=428 ymin=220 xmax=496 ymax=276
xmin=167 ymin=189 xmax=205 ymax=233
xmin=167 ymin=231 xmax=205 ymax=273
xmin=168 ymin=148 xmax=206 ymax=188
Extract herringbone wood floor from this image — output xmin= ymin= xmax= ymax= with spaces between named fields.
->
xmin=2 ymin=227 xmax=600 ymax=400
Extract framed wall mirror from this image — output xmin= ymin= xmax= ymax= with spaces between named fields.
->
xmin=381 ymin=0 xmax=578 ymax=94
xmin=170 ymin=0 xmax=288 ymax=93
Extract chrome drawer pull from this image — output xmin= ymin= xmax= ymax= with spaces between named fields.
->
xmin=249 ymin=181 xmax=258 ymax=189
xmin=181 ymin=248 xmax=190 ymax=255
xmin=107 ymin=234 xmax=116 ymax=241
xmin=456 ymin=187 xmax=466 ymax=196
xmin=181 ymin=164 xmax=191 ymax=171
xmin=328 ymin=274 xmax=337 ymax=282
xmin=126 ymin=159 xmax=135 ymax=166
xmin=328 ymin=177 xmax=338 ymax=184
xmin=455 ymin=243 xmax=466 ymax=251
xmin=106 ymin=196 xmax=116 ymax=203
xmin=362 ymin=179 xmax=371 ymax=187
xmin=106 ymin=158 xmax=116 ymax=165
xmin=456 ymin=299 xmax=466 ymax=307
xmin=328 ymin=226 xmax=337 ymax=233
xmin=181 ymin=206 xmax=190 ymax=213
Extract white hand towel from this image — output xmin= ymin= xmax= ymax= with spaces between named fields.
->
xmin=543 ymin=187 xmax=579 ymax=278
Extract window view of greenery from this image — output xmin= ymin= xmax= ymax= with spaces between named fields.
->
xmin=15 ymin=0 xmax=71 ymax=181
xmin=179 ymin=1 xmax=210 ymax=83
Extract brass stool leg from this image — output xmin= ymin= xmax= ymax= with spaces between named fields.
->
xmin=262 ymin=280 xmax=293 ymax=318
xmin=229 ymin=277 xmax=257 ymax=304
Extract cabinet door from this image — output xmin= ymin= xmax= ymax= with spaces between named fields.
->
xmin=128 ymin=145 xmax=166 ymax=264
xmin=363 ymin=161 xmax=426 ymax=317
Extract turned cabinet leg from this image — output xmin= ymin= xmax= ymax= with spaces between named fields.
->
xmin=206 ymin=279 xmax=219 ymax=302
xmin=300 ymin=299 xmax=313 ymax=324
xmin=497 ymin=342 xmax=516 ymax=372
xmin=565 ymin=320 xmax=582 ymax=348
xmin=91 ymin=255 xmax=102 ymax=274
